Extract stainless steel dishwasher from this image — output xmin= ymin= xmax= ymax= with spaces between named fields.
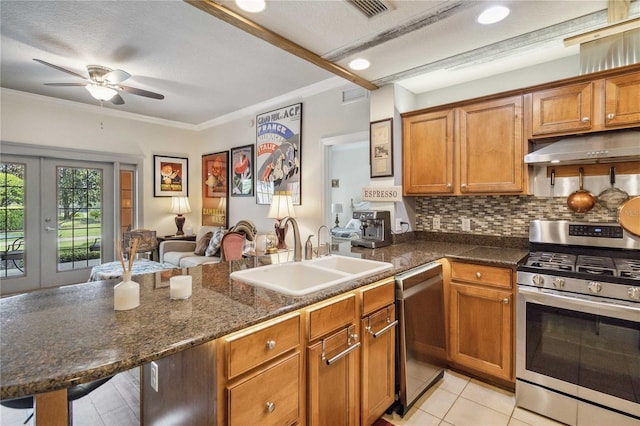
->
xmin=395 ymin=262 xmax=446 ymax=416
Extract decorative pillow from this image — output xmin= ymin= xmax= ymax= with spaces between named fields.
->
xmin=194 ymin=232 xmax=213 ymax=256
xmin=242 ymin=238 xmax=256 ymax=256
xmin=205 ymin=228 xmax=227 ymax=257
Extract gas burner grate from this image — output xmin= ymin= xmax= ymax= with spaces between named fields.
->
xmin=615 ymin=258 xmax=640 ymax=280
xmin=525 ymin=252 xmax=575 ymax=271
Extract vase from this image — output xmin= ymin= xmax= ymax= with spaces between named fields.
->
xmin=114 ymin=271 xmax=140 ymax=310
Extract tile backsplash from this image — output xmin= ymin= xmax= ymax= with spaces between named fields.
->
xmin=415 ymin=195 xmax=619 ymax=238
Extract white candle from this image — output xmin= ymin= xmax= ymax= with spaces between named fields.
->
xmin=170 ymin=275 xmax=192 ymax=300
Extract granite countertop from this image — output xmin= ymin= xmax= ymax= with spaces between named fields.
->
xmin=0 ymin=236 xmax=527 ymax=400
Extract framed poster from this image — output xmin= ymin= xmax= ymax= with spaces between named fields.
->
xmin=154 ymin=155 xmax=188 ymax=197
xmin=255 ymin=103 xmax=302 ymax=205
xmin=369 ymin=118 xmax=393 ymax=178
xmin=230 ymin=144 xmax=254 ymax=197
xmin=202 ymin=151 xmax=229 ymax=227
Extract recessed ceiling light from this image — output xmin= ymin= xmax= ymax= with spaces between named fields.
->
xmin=349 ymin=58 xmax=370 ymax=71
xmin=236 ymin=0 xmax=266 ymax=13
xmin=477 ymin=6 xmax=510 ymax=25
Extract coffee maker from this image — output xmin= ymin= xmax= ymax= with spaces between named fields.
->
xmin=351 ymin=210 xmax=392 ymax=248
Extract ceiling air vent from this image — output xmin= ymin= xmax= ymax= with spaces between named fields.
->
xmin=347 ymin=0 xmax=390 ymax=18
xmin=342 ymin=87 xmax=370 ymax=104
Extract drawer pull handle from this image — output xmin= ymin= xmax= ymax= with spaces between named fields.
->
xmin=265 ymin=401 xmax=276 ymax=413
xmin=476 ymin=272 xmax=482 ymax=279
xmin=325 ymin=341 xmax=361 ymax=365
xmin=265 ymin=340 xmax=276 ymax=350
xmin=503 ymin=298 xmax=509 ymax=304
xmin=368 ymin=320 xmax=398 ymax=338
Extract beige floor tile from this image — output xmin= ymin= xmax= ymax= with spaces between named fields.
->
xmin=508 ymin=418 xmax=532 ymax=426
xmin=439 ymin=421 xmax=455 ymax=426
xmin=414 ymin=386 xmax=458 ymax=419
xmin=437 ymin=369 xmax=471 ymax=396
xmin=460 ymin=379 xmax=516 ymax=416
xmin=443 ymin=397 xmax=510 ymax=426
xmin=384 ymin=406 xmax=441 ymax=426
xmin=511 ymin=407 xmax=566 ymax=426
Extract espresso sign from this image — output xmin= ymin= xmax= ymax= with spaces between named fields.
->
xmin=362 ymin=186 xmax=403 ymax=202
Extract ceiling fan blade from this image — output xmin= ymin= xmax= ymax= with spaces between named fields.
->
xmin=117 ymin=85 xmax=165 ymax=100
xmin=104 ymin=69 xmax=131 ymax=84
xmin=44 ymin=83 xmax=88 ymax=87
xmin=33 ymin=59 xmax=88 ymax=81
xmin=110 ymin=94 xmax=125 ymax=105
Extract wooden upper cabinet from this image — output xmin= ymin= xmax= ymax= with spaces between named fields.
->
xmin=459 ymin=96 xmax=524 ymax=194
xmin=402 ymin=109 xmax=455 ymax=195
xmin=604 ymin=72 xmax=640 ymax=128
xmin=531 ymin=83 xmax=593 ymax=136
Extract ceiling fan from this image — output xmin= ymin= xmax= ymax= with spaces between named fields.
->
xmin=33 ymin=58 xmax=164 ymax=105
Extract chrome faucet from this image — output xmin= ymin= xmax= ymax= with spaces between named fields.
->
xmin=317 ymin=225 xmax=331 ymax=257
xmin=279 ymin=216 xmax=302 ymax=262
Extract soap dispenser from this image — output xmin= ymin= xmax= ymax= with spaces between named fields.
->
xmin=305 ymin=235 xmax=314 ymax=260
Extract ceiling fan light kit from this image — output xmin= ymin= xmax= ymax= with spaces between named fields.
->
xmin=85 ymin=84 xmax=118 ymax=101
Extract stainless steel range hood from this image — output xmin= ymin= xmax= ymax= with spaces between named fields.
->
xmin=524 ymin=131 xmax=640 ymax=165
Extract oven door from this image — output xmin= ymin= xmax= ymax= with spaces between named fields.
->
xmin=517 ymin=286 xmax=640 ymax=421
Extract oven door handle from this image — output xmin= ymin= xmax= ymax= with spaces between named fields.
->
xmin=518 ymin=286 xmax=639 ymax=322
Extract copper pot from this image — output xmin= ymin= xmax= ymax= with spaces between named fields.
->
xmin=567 ymin=168 xmax=596 ymax=213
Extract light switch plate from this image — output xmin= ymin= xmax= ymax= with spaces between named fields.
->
xmin=461 ymin=218 xmax=471 ymax=232
xmin=150 ymin=361 xmax=159 ymax=392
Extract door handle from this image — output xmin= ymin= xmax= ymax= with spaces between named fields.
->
xmin=45 ymin=227 xmax=56 ymax=232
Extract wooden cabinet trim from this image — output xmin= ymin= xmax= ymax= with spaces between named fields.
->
xmin=360 ymin=277 xmax=395 ymax=316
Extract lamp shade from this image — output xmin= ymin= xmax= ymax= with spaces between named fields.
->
xmin=85 ymin=84 xmax=118 ymax=101
xmin=169 ymin=196 xmax=192 ymax=214
xmin=331 ymin=203 xmax=343 ymax=214
xmin=268 ymin=192 xmax=296 ymax=219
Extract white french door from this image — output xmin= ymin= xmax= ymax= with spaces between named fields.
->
xmin=1 ymin=155 xmax=115 ymax=293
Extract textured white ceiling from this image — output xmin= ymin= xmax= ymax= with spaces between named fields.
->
xmin=1 ymin=0 xmax=634 ymax=127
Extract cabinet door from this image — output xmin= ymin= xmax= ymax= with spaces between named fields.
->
xmin=361 ymin=306 xmax=396 ymax=426
xmin=459 ymin=96 xmax=524 ymax=194
xmin=605 ymin=71 xmax=640 ymax=128
xmin=531 ymin=83 xmax=593 ymax=135
xmin=307 ymin=326 xmax=359 ymax=426
xmin=402 ymin=110 xmax=455 ymax=195
xmin=449 ymin=283 xmax=512 ymax=381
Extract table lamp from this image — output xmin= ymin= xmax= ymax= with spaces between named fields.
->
xmin=332 ymin=203 xmax=343 ymax=228
xmin=169 ymin=196 xmax=192 ymax=235
xmin=268 ymin=191 xmax=295 ymax=249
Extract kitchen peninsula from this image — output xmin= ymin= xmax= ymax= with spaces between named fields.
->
xmin=0 ymin=237 xmax=527 ymax=424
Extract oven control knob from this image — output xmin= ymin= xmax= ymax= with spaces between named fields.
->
xmin=552 ymin=278 xmax=565 ymax=288
xmin=628 ymin=287 xmax=640 ymax=301
xmin=532 ymin=275 xmax=544 ymax=287
xmin=587 ymin=281 xmax=602 ymax=294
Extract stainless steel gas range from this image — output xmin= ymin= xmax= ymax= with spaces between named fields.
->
xmin=516 ymin=220 xmax=640 ymax=426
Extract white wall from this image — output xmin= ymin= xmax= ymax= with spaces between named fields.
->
xmin=1 ymin=90 xmax=201 ymax=237
xmin=193 ymin=83 xmax=371 ymax=245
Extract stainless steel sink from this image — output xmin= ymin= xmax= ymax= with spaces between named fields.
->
xmin=229 ymin=255 xmax=393 ymax=296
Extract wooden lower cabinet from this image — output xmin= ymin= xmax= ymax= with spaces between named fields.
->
xmin=361 ymin=305 xmax=396 ymax=426
xmin=307 ymin=325 xmax=360 ymax=426
xmin=228 ymin=352 xmax=300 ymax=426
xmin=448 ymin=281 xmax=513 ymax=382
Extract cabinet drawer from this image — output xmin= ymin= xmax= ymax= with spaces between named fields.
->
xmin=450 ymin=262 xmax=512 ymax=289
xmin=361 ymin=278 xmax=395 ymax=317
xmin=308 ymin=294 xmax=356 ymax=341
xmin=228 ymin=352 xmax=300 ymax=426
xmin=226 ymin=314 xmax=300 ymax=379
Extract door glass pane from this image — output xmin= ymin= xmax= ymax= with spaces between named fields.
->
xmin=56 ymin=166 xmax=102 ymax=271
xmin=0 ymin=162 xmax=25 ymax=278
xmin=120 ymin=170 xmax=134 ymax=233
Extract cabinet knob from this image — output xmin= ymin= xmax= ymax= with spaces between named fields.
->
xmin=447 ymin=183 xmax=452 ymax=188
xmin=581 ymin=117 xmax=590 ymax=123
xmin=265 ymin=401 xmax=276 ymax=413
xmin=607 ymin=113 xmax=615 ymax=120
xmin=502 ymin=298 xmax=509 ymax=304
xmin=475 ymin=272 xmax=482 ymax=279
xmin=265 ymin=340 xmax=276 ymax=350
xmin=461 ymin=183 xmax=467 ymax=188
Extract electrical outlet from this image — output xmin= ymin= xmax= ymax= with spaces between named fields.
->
xmin=461 ymin=218 xmax=471 ymax=232
xmin=433 ymin=216 xmax=441 ymax=230
xmin=395 ymin=218 xmax=402 ymax=232
xmin=150 ymin=361 xmax=159 ymax=392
